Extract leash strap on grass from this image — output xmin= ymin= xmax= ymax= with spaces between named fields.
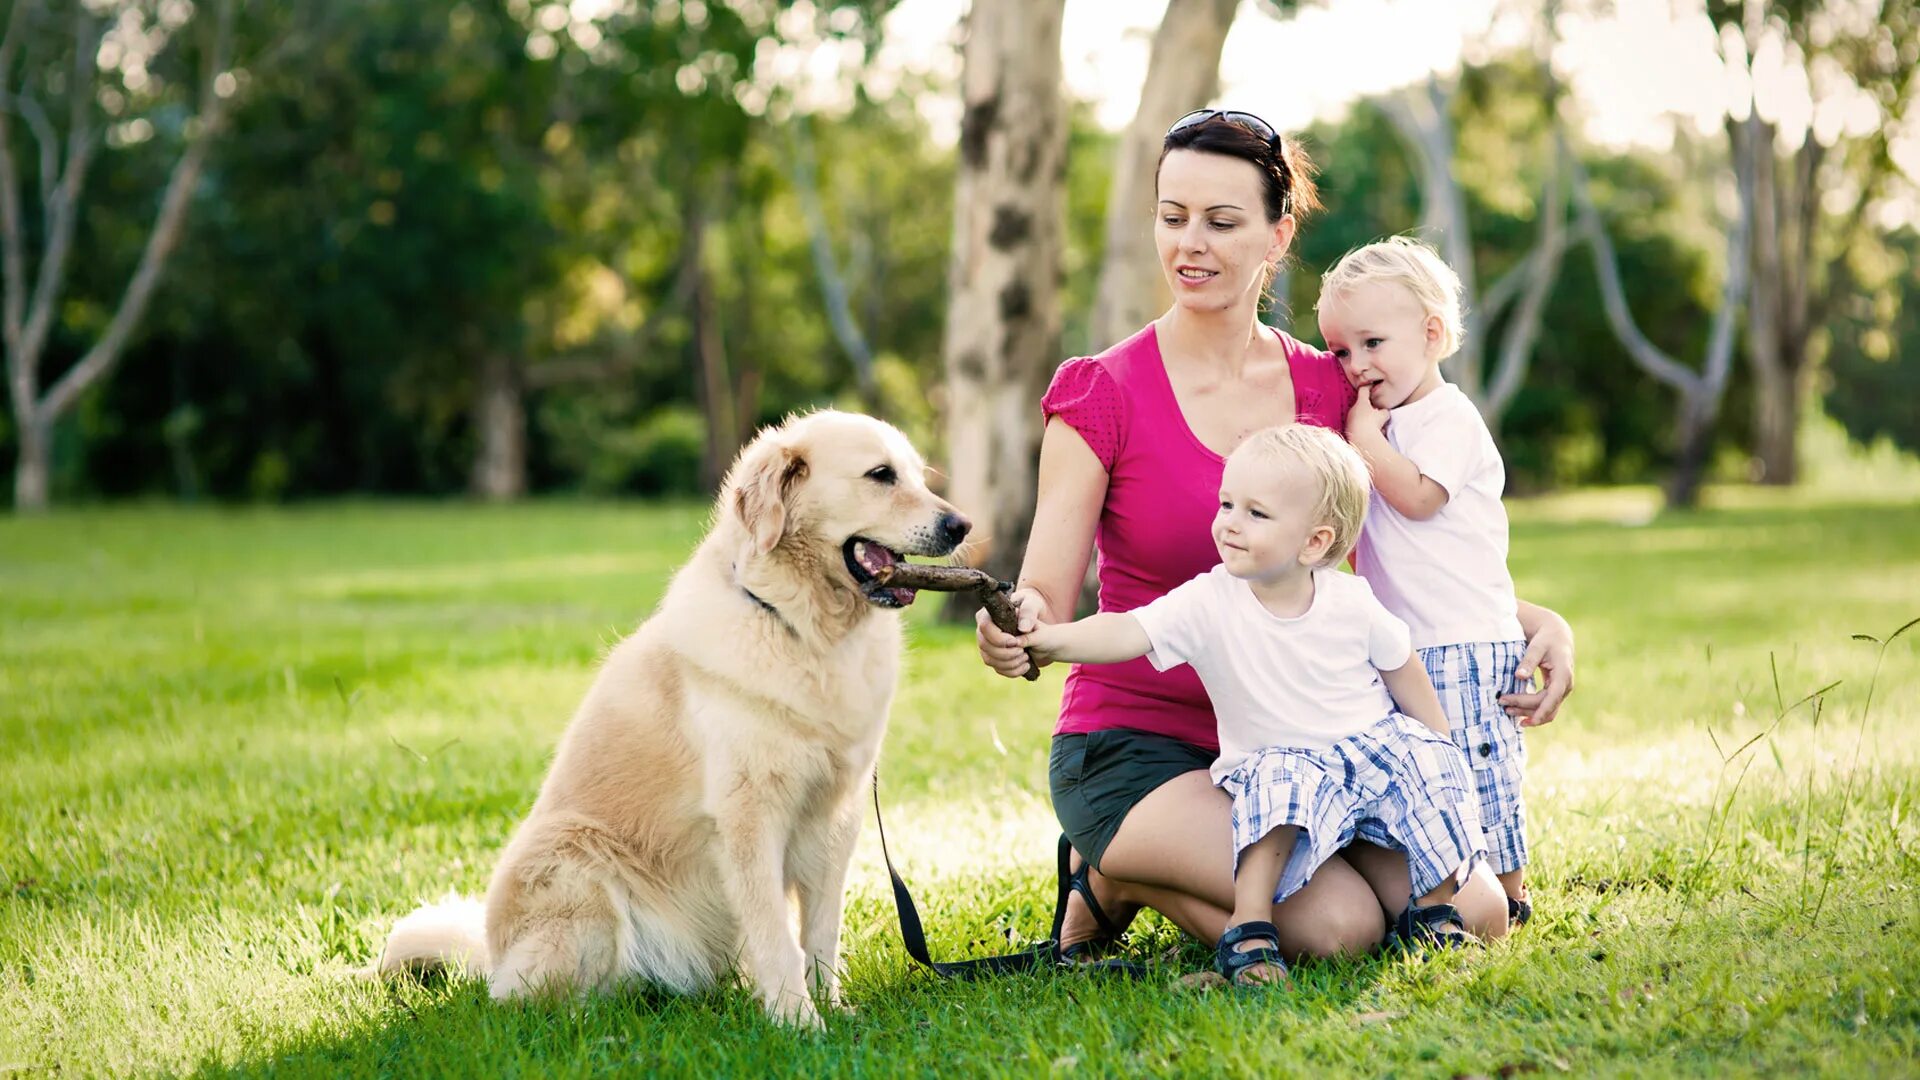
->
xmin=870 ymin=774 xmax=1147 ymax=980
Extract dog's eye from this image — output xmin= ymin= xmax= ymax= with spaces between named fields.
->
xmin=865 ymin=465 xmax=897 ymax=485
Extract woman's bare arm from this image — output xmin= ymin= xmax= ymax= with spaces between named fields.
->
xmin=975 ymin=417 xmax=1109 ymax=678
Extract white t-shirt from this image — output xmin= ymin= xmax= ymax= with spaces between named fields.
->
xmin=1354 ymin=381 xmax=1524 ymax=649
xmin=1132 ymin=566 xmax=1413 ymax=781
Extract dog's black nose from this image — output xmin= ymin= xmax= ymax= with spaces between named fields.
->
xmin=939 ymin=512 xmax=972 ymax=547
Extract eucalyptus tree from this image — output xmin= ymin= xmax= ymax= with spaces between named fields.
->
xmin=1709 ymin=0 xmax=1919 ymax=484
xmin=1 ymin=0 xmax=239 ymax=510
xmin=941 ymin=0 xmax=1069 ymax=592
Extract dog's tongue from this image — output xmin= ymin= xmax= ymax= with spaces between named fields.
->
xmin=855 ymin=541 xmax=899 ymax=576
xmin=884 ymin=585 xmax=917 ymax=606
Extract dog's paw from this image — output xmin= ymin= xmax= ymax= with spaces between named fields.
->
xmin=765 ymin=990 xmax=825 ymax=1031
xmin=808 ymin=968 xmax=845 ymax=1010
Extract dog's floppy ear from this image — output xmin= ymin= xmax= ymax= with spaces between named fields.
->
xmin=730 ymin=435 xmax=809 ymax=555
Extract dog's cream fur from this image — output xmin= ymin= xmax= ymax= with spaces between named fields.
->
xmin=376 ymin=411 xmax=967 ymax=1028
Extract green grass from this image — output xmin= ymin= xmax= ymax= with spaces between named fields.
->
xmin=3 ymin=489 xmax=1919 ymax=1077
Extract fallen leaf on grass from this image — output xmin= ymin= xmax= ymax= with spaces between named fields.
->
xmin=1176 ymin=971 xmax=1226 ymax=992
xmin=1615 ymin=982 xmax=1656 ymax=1006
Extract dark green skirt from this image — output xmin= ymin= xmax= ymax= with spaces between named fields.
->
xmin=1049 ymin=727 xmax=1214 ymax=871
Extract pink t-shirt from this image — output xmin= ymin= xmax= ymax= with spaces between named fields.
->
xmin=1040 ymin=323 xmax=1358 ymax=751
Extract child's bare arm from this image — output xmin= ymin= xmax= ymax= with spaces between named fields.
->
xmin=1346 ymin=420 xmax=1449 ymax=521
xmin=1021 ymin=612 xmax=1153 ymax=667
xmin=1380 ymin=659 xmax=1450 ymax=736
xmin=1345 ymin=393 xmax=1447 ymax=519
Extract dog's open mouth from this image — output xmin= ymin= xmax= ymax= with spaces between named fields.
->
xmin=844 ymin=537 xmax=916 ymax=607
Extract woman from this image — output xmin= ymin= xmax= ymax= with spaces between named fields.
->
xmin=975 ymin=110 xmax=1575 ymax=962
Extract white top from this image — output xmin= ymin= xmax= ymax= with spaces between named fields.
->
xmin=1353 ymin=381 xmax=1524 ymax=649
xmin=1132 ymin=566 xmax=1413 ymax=781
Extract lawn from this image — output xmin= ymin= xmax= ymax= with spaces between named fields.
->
xmin=3 ymin=487 xmax=1918 ymax=1077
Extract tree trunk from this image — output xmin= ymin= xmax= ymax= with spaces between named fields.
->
xmin=1088 ymin=0 xmax=1239 ymax=351
xmin=687 ymin=207 xmax=738 ymax=495
xmin=469 ymin=352 xmax=526 ymax=501
xmin=1735 ymin=112 xmax=1794 ymax=485
xmin=790 ymin=115 xmax=878 ymax=412
xmin=1 ymin=0 xmax=236 ymax=511
xmin=941 ymin=0 xmax=1068 ymax=615
xmin=1751 ymin=363 xmax=1801 ymax=484
xmin=12 ymin=414 xmax=48 ymax=512
xmin=1665 ymin=394 xmax=1714 ymax=509
xmin=1382 ymin=77 xmax=1486 ymax=410
xmin=1570 ymin=125 xmax=1746 ymax=511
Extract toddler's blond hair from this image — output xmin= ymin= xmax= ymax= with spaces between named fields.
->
xmin=1228 ymin=424 xmax=1371 ymax=569
xmin=1318 ymin=236 xmax=1465 ymax=359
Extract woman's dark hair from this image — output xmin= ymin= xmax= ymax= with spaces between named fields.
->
xmin=1156 ymin=117 xmax=1320 ymax=223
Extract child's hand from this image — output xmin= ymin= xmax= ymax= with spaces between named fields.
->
xmin=1018 ymin=623 xmax=1069 ymax=666
xmin=1347 ymin=386 xmax=1389 ymax=438
xmin=977 ymin=587 xmax=1045 ymax=678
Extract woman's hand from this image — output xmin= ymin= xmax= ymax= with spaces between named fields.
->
xmin=1501 ymin=610 xmax=1575 ymax=727
xmin=976 ymin=587 xmax=1046 ymax=679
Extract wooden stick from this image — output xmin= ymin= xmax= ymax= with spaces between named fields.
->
xmin=872 ymin=563 xmax=1042 ymax=681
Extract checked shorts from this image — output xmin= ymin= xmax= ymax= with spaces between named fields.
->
xmin=1218 ymin=713 xmax=1487 ymax=904
xmin=1422 ymin=639 xmax=1531 ymax=874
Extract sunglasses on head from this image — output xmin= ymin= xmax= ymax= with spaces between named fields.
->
xmin=1166 ymin=108 xmax=1281 ymax=149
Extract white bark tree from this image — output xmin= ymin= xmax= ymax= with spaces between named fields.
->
xmin=469 ymin=350 xmax=527 ymax=500
xmin=942 ymin=0 xmax=1068 ymax=593
xmin=1715 ymin=0 xmax=1919 ymax=485
xmin=1568 ymin=128 xmax=1749 ymax=509
xmin=789 ymin=113 xmax=878 ymax=412
xmin=1377 ymin=67 xmax=1567 ymax=425
xmin=1088 ymin=0 xmax=1242 ymax=351
xmin=1 ymin=0 xmax=238 ymax=511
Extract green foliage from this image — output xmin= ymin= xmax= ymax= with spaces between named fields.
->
xmin=1825 ymin=227 xmax=1920 ymax=456
xmin=7 ymin=8 xmax=1910 ymax=502
xmin=13 ymin=0 xmax=927 ymax=501
xmin=1062 ymin=103 xmax=1119 ymax=356
xmin=538 ymin=399 xmax=707 ymax=497
xmin=3 ymin=490 xmax=1919 ymax=1074
xmin=1285 ymin=55 xmax=1736 ymax=491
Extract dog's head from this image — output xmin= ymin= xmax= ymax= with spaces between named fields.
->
xmin=726 ymin=411 xmax=970 ymax=608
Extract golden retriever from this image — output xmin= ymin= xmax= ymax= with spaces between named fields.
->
xmin=376 ymin=411 xmax=969 ymax=1028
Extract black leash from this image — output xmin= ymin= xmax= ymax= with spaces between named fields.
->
xmin=870 ymin=774 xmax=1148 ymax=980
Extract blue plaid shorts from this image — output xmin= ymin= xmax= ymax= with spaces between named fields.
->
xmin=1421 ymin=640 xmax=1530 ymax=874
xmin=1218 ymin=713 xmax=1486 ymax=904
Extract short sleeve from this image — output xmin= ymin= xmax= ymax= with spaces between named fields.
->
xmin=1288 ymin=342 xmax=1358 ymax=434
xmin=1041 ymin=357 xmax=1125 ymax=471
xmin=1355 ymin=577 xmax=1413 ymax=671
xmin=1131 ymin=568 xmax=1220 ymax=672
xmin=1396 ymin=395 xmax=1484 ymax=497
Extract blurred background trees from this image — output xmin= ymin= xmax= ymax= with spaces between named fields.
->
xmin=1 ymin=0 xmax=1913 ymax=521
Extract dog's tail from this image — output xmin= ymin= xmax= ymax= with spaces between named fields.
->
xmin=374 ymin=892 xmax=490 ymax=978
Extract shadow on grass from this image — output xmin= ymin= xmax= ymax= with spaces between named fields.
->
xmin=180 ymin=924 xmax=1398 ymax=1078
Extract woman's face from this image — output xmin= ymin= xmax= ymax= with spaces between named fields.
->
xmin=1154 ymin=149 xmax=1294 ymax=315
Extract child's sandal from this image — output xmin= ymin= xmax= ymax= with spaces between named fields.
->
xmin=1508 ymin=894 xmax=1532 ymax=928
xmin=1215 ymin=920 xmax=1290 ymax=987
xmin=1391 ymin=903 xmax=1478 ymax=951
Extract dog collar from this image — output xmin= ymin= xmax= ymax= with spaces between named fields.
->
xmin=741 ymin=585 xmax=780 ymax=618
xmin=734 ymin=565 xmax=796 ymax=636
